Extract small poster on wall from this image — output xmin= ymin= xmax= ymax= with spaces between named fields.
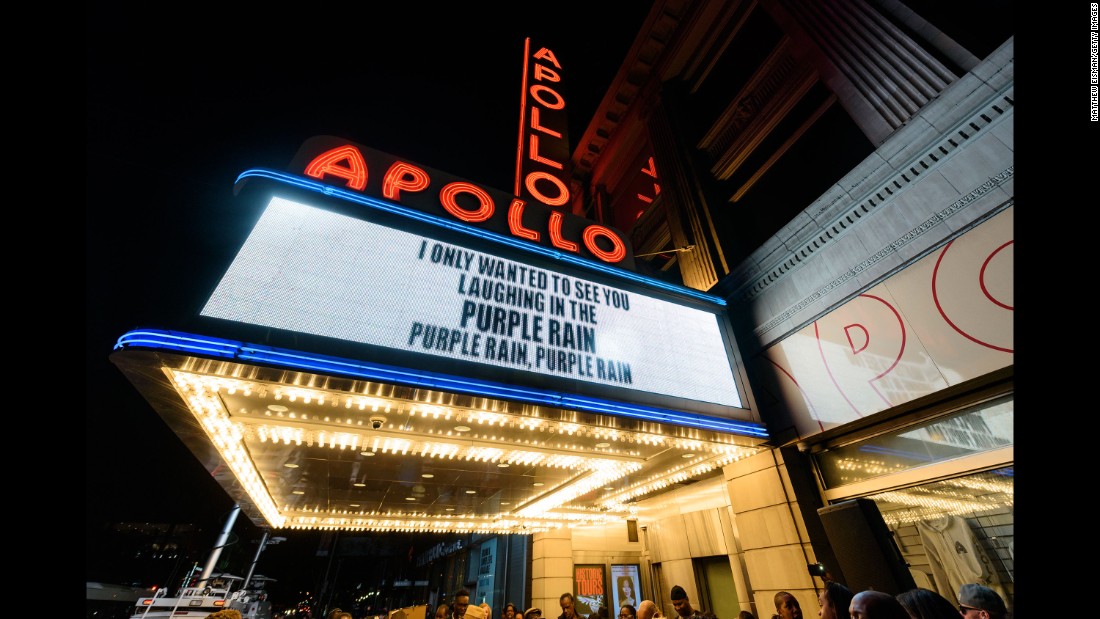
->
xmin=610 ymin=564 xmax=642 ymax=611
xmin=573 ymin=564 xmax=607 ymax=617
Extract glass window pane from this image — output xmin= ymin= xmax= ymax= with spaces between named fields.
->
xmin=815 ymin=394 xmax=1012 ymax=489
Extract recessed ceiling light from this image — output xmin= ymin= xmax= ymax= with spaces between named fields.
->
xmin=422 ymin=473 xmax=434 ymax=478
xmin=455 ymin=425 xmax=471 ymax=432
xmin=595 ymin=442 xmax=610 ymax=448
xmin=405 ymin=497 xmax=416 ymax=501
xmin=349 ymin=503 xmax=360 ymax=507
xmin=283 ymin=463 xmax=299 ymax=468
xmin=604 ymin=487 xmax=613 ymax=491
xmin=466 ymin=490 xmax=477 ymax=494
xmin=361 ymin=451 xmax=375 ymax=456
xmin=682 ymin=453 xmax=696 ymax=458
xmin=267 ymin=405 xmax=288 ymax=412
xmin=353 ymin=483 xmax=366 ymax=487
xmin=533 ymin=482 xmax=544 ymax=487
xmin=497 ymin=463 xmax=510 ymax=468
xmin=501 ymin=501 xmax=510 ymax=505
xmin=292 ymin=490 xmax=304 ymax=495
xmin=446 ymin=507 xmax=455 ymax=511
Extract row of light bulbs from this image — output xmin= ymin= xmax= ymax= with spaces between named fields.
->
xmin=172 ymin=369 xmax=761 ymax=532
xmin=227 ymin=374 xmax=750 ymax=447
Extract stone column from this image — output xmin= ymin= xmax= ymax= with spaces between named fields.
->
xmin=531 ymin=528 xmax=575 ymax=617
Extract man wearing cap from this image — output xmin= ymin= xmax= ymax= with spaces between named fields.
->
xmin=464 ymin=604 xmax=487 ymax=619
xmin=957 ymin=583 xmax=1008 ymax=619
xmin=670 ymin=586 xmax=704 ymax=619
xmin=525 ymin=608 xmax=542 ymax=619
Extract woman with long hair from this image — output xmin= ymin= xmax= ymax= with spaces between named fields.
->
xmin=617 ymin=576 xmax=637 ymax=607
xmin=817 ymin=581 xmax=854 ymax=619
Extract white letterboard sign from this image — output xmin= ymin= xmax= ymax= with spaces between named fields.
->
xmin=201 ymin=196 xmax=743 ymax=409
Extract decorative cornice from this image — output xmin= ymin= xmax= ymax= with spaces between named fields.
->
xmin=752 ymin=171 xmax=1012 ymax=339
xmin=725 ymin=82 xmax=1014 ymax=310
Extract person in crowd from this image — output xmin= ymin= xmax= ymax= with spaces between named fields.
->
xmin=817 ymin=581 xmax=853 ymax=619
xmin=504 ymin=603 xmax=520 ymax=619
xmin=895 ymin=587 xmax=962 ymax=619
xmin=737 ymin=612 xmax=755 ymax=619
xmin=525 ymin=608 xmax=542 ymax=619
xmin=560 ymin=593 xmax=578 ymax=619
xmin=589 ymin=613 xmax=601 ymax=619
xmin=617 ymin=576 xmax=638 ymax=607
xmin=619 ymin=605 xmax=637 ymax=619
xmin=956 ymin=584 xmax=1007 ymax=619
xmin=773 ymin=592 xmax=802 ymax=619
xmin=599 ymin=607 xmax=609 ymax=619
xmin=636 ymin=600 xmax=662 ymax=619
xmin=670 ymin=585 xmax=703 ymax=619
xmin=849 ymin=590 xmax=909 ymax=619
xmin=701 ymin=613 xmax=718 ymax=619
xmin=436 ymin=604 xmax=451 ymax=619
xmin=452 ymin=589 xmax=471 ymax=619
xmin=481 ymin=603 xmax=493 ymax=619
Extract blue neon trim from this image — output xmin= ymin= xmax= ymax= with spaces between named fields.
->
xmin=115 ymin=328 xmax=768 ymax=438
xmin=234 ymin=168 xmax=726 ymax=307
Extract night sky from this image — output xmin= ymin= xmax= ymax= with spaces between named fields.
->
xmin=87 ymin=1 xmax=652 ymax=600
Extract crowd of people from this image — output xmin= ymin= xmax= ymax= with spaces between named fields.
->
xmin=781 ymin=581 xmax=1009 ymax=619
xmin=320 ymin=578 xmax=1008 ymax=619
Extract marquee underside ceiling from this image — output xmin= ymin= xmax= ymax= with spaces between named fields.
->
xmin=111 ymin=346 xmax=767 ymax=535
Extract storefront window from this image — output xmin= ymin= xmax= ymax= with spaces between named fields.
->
xmin=868 ymin=468 xmax=1014 ymax=609
xmin=813 ymin=395 xmax=1014 ymax=610
xmin=815 ymin=394 xmax=1012 ymax=489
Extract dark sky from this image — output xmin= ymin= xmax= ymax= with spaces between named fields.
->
xmin=87 ymin=1 xmax=652 ymax=597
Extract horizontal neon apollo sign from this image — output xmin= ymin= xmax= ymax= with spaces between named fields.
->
xmin=281 ymin=136 xmax=634 ymax=267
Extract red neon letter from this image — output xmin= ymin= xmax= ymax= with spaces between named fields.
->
xmin=529 ymin=108 xmax=562 ymax=138
xmin=529 ymin=84 xmax=565 ymax=110
xmin=507 ymin=199 xmax=540 ymax=241
xmin=548 ymin=211 xmax=579 ymax=252
xmin=582 ymin=226 xmax=627 ymax=263
xmin=524 ymin=172 xmax=570 ymax=207
xmin=533 ymin=64 xmax=561 ymax=82
xmin=533 ymin=47 xmax=562 ymax=69
xmin=304 ymin=145 xmax=368 ymax=190
xmin=382 ymin=162 xmax=430 ymax=201
xmin=439 ymin=182 xmax=494 ymax=222
xmin=527 ymin=135 xmax=564 ymax=169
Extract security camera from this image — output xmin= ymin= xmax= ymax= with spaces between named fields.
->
xmin=369 ymin=416 xmax=386 ymax=430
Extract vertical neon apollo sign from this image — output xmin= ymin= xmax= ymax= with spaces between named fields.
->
xmin=515 ymin=40 xmax=573 ymax=211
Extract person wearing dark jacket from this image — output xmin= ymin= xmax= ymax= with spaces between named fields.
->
xmin=559 ymin=593 xmax=578 ymax=619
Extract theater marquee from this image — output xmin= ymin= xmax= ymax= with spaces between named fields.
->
xmin=197 ymin=137 xmax=753 ymax=420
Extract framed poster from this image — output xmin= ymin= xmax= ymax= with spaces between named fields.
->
xmin=573 ymin=564 xmax=607 ymax=617
xmin=610 ymin=564 xmax=642 ymax=611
